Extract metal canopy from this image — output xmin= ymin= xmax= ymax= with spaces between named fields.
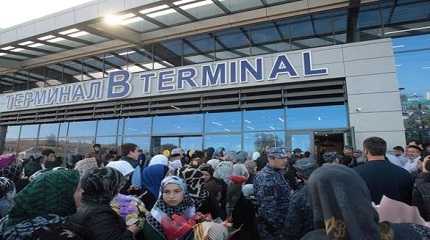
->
xmin=0 ymin=0 xmax=429 ymax=91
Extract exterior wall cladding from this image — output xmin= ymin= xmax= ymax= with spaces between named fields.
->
xmin=0 ymin=38 xmax=406 ymax=149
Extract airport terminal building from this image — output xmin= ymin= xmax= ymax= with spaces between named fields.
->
xmin=0 ymin=0 xmax=429 ymax=158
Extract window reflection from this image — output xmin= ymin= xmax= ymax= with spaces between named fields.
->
xmin=153 ymin=114 xmax=203 ymax=135
xmin=205 ymin=112 xmax=241 ymax=133
xmin=287 ymin=105 xmax=347 ymax=130
xmin=20 ymin=125 xmax=39 ymax=139
xmin=124 ymin=117 xmax=152 ymax=136
xmin=243 ymin=131 xmax=285 ymax=154
xmin=97 ymin=119 xmax=118 ymax=136
xmin=6 ymin=126 xmax=20 ymax=139
xmin=393 ymin=34 xmax=430 ymax=143
xmin=18 ymin=139 xmax=38 ymax=152
xmin=68 ymin=121 xmax=97 ymax=137
xmin=39 ymin=123 xmax=59 ymax=139
xmin=124 ymin=136 xmax=151 ymax=154
xmin=204 ymin=134 xmax=241 ymax=152
xmin=59 ymin=122 xmax=68 ymax=137
xmin=181 ymin=137 xmax=203 ymax=151
xmin=66 ymin=137 xmax=95 ymax=155
xmin=290 ymin=134 xmax=311 ymax=152
xmin=95 ymin=136 xmax=118 ymax=151
xmin=244 ymin=109 xmax=285 ymax=131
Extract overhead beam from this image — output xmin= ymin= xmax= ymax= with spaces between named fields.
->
xmin=346 ymin=0 xmax=362 ymax=43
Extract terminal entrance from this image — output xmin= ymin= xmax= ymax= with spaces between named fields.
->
xmin=151 ymin=136 xmax=202 ymax=155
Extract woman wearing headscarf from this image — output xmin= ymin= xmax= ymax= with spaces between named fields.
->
xmin=143 ymin=176 xmax=196 ymax=240
xmin=135 ymin=155 xmax=169 ymax=210
xmin=200 ymin=164 xmax=227 ymax=219
xmin=0 ymin=169 xmax=82 ymax=240
xmin=0 ymin=177 xmax=16 ymax=218
xmin=302 ymin=164 xmax=430 ymax=240
xmin=0 ymin=163 xmax=27 ymax=192
xmin=69 ymin=167 xmax=138 ymax=240
xmin=176 ymin=166 xmax=217 ymax=217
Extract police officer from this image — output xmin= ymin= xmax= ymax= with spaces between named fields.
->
xmin=254 ymin=147 xmax=290 ymax=240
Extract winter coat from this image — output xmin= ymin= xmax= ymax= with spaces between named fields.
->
xmin=69 ymin=202 xmax=134 ymax=240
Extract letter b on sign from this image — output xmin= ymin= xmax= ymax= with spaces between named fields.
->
xmin=107 ymin=70 xmax=132 ymax=99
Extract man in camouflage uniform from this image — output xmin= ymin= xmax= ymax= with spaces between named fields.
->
xmin=254 ymin=147 xmax=291 ymax=240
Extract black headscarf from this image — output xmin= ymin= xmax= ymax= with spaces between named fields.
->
xmin=305 ymin=164 xmax=425 ymax=240
xmin=307 ymin=164 xmax=383 ymax=239
xmin=80 ymin=167 xmax=125 ymax=205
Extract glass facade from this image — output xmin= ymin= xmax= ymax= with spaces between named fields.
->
xmin=4 ymin=105 xmax=348 ymax=156
xmin=393 ymin=34 xmax=430 ymax=143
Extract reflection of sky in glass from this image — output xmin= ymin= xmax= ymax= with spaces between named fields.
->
xmin=160 ymin=137 xmax=179 ymax=147
xmin=97 ymin=119 xmax=118 ymax=136
xmin=68 ymin=121 xmax=96 ymax=137
xmin=393 ymin=34 xmax=430 ymax=97
xmin=6 ymin=126 xmax=20 ymax=139
xmin=59 ymin=123 xmax=68 ymax=137
xmin=291 ymin=134 xmax=311 ymax=151
xmin=96 ymin=136 xmax=117 ymax=146
xmin=123 ymin=136 xmax=150 ymax=153
xmin=205 ymin=112 xmax=241 ymax=133
xmin=39 ymin=123 xmax=59 ymax=139
xmin=124 ymin=117 xmax=151 ymax=135
xmin=153 ymin=114 xmax=203 ymax=135
xmin=20 ymin=124 xmax=39 ymax=139
xmin=287 ymin=105 xmax=347 ymax=130
xmin=181 ymin=137 xmax=203 ymax=151
xmin=204 ymin=134 xmax=241 ymax=152
xmin=243 ymin=131 xmax=285 ymax=154
xmin=244 ymin=109 xmax=284 ymax=131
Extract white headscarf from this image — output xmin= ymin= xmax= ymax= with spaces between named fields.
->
xmin=149 ymin=154 xmax=169 ymax=167
xmin=106 ymin=160 xmax=135 ymax=176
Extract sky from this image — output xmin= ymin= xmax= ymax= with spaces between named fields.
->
xmin=0 ymin=0 xmax=94 ymax=29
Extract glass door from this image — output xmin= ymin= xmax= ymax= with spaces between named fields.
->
xmin=286 ymin=131 xmax=313 ymax=153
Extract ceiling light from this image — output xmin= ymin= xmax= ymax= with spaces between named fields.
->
xmin=104 ymin=13 xmax=136 ymax=25
xmin=38 ymin=35 xmax=55 ymax=41
xmin=0 ymin=53 xmax=7 ymax=56
xmin=68 ymin=31 xmax=89 ymax=38
xmin=1 ymin=46 xmax=15 ymax=50
xmin=18 ymin=41 xmax=34 ymax=46
xmin=171 ymin=105 xmax=181 ymax=110
xmin=180 ymin=0 xmax=212 ymax=10
xmin=119 ymin=50 xmax=136 ymax=56
xmin=385 ymin=26 xmax=430 ymax=35
xmin=29 ymin=43 xmax=45 ymax=48
xmin=59 ymin=28 xmax=79 ymax=35
xmin=104 ymin=14 xmax=123 ymax=25
xmin=47 ymin=37 xmax=66 ymax=43
xmin=147 ymin=9 xmax=176 ymax=18
xmin=140 ymin=5 xmax=169 ymax=14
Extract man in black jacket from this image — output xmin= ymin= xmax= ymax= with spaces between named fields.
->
xmin=119 ymin=143 xmax=139 ymax=168
xmin=355 ymin=137 xmax=414 ymax=205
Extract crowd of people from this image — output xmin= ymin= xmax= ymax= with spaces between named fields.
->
xmin=0 ymin=137 xmax=429 ymax=239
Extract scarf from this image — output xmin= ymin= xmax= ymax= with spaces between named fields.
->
xmin=80 ymin=167 xmax=124 ymax=205
xmin=0 ymin=214 xmax=64 ymax=240
xmin=176 ymin=167 xmax=209 ymax=209
xmin=141 ymin=165 xmax=169 ymax=198
xmin=146 ymin=176 xmax=196 ymax=237
xmin=308 ymin=164 xmax=386 ymax=239
xmin=0 ymin=164 xmax=22 ymax=183
xmin=7 ymin=169 xmax=79 ymax=225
